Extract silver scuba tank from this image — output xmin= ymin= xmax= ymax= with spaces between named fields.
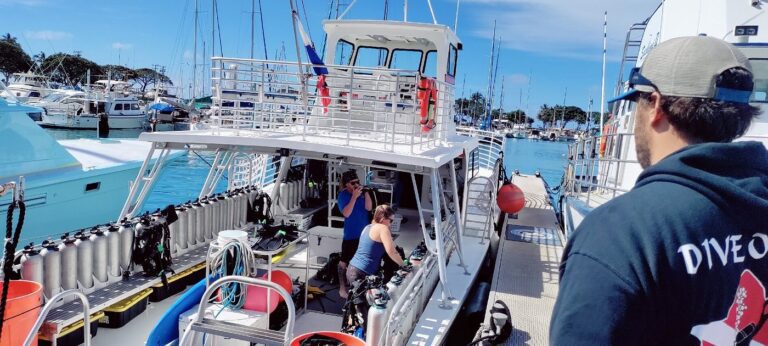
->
xmin=90 ymin=227 xmax=108 ymax=283
xmin=172 ymin=206 xmax=187 ymax=252
xmin=209 ymin=197 xmax=219 ymax=237
xmin=287 ymin=179 xmax=296 ymax=211
xmin=187 ymin=201 xmax=201 ymax=244
xmin=184 ymin=202 xmax=197 ymax=248
xmin=278 ymin=182 xmax=290 ymax=213
xmin=40 ymin=239 xmax=62 ymax=298
xmin=365 ymin=288 xmax=390 ymax=346
xmin=194 ymin=199 xmax=207 ymax=242
xmin=230 ymin=191 xmax=239 ymax=230
xmin=58 ymin=234 xmax=78 ymax=290
xmin=239 ymin=189 xmax=249 ymax=228
xmin=118 ymin=219 xmax=135 ymax=271
xmin=106 ymin=224 xmax=121 ymax=277
xmin=19 ymin=243 xmax=43 ymax=285
xmin=225 ymin=193 xmax=234 ymax=230
xmin=74 ymin=231 xmax=94 ymax=289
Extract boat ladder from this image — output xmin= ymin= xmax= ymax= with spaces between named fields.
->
xmin=179 ymin=276 xmax=295 ymax=346
xmin=24 ymin=290 xmax=92 ymax=346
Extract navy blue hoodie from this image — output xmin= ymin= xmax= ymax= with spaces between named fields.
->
xmin=550 ymin=141 xmax=768 ymax=345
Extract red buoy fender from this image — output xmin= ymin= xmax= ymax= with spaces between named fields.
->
xmin=497 ymin=183 xmax=525 ymax=214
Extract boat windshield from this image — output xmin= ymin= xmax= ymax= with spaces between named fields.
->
xmin=749 ymin=58 xmax=768 ymax=103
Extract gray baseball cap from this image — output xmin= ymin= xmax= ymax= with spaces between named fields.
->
xmin=609 ymin=36 xmax=754 ymax=104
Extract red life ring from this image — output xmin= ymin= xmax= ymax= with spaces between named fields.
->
xmin=421 ymin=79 xmax=438 ymax=132
xmin=317 ymin=75 xmax=331 ymax=114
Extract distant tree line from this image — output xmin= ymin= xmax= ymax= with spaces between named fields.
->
xmin=455 ymin=90 xmax=609 ymax=129
xmin=0 ymin=33 xmax=172 ymax=93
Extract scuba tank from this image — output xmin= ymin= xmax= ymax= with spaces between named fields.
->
xmin=106 ymin=224 xmax=121 ymax=277
xmin=187 ymin=201 xmax=200 ymax=245
xmin=40 ymin=239 xmax=62 ymax=298
xmin=209 ymin=196 xmax=220 ymax=237
xmin=195 ymin=199 xmax=207 ymax=242
xmin=222 ymin=193 xmax=233 ymax=230
xmin=217 ymin=195 xmax=227 ymax=231
xmin=230 ymin=190 xmax=240 ymax=230
xmin=278 ymin=182 xmax=290 ymax=213
xmin=90 ymin=227 xmax=108 ymax=283
xmin=365 ymin=285 xmax=391 ymax=345
xmin=171 ymin=206 xmax=187 ymax=253
xmin=19 ymin=243 xmax=43 ymax=285
xmin=239 ymin=189 xmax=249 ymax=228
xmin=118 ymin=219 xmax=135 ymax=272
xmin=180 ymin=203 xmax=195 ymax=249
xmin=74 ymin=231 xmax=94 ymax=289
xmin=58 ymin=234 xmax=78 ymax=290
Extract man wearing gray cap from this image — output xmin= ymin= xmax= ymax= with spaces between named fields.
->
xmin=551 ymin=36 xmax=768 ymax=344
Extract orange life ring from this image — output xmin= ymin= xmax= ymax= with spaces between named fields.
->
xmin=317 ymin=75 xmax=330 ymax=114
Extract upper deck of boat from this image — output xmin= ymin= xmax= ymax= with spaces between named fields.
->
xmin=139 ymin=125 xmax=478 ymax=170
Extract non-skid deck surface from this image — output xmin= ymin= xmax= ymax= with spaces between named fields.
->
xmin=486 ymin=174 xmax=564 ymax=346
xmin=45 ymin=245 xmax=209 ymax=331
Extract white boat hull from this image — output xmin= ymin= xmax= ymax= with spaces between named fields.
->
xmin=40 ymin=112 xmax=146 ymax=129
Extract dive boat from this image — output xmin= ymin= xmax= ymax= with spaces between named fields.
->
xmin=5 ymin=2 xmax=507 ymax=345
xmin=0 ymin=93 xmax=179 ymax=245
xmin=38 ymin=80 xmax=147 ymax=129
xmin=559 ymin=0 xmax=768 ymax=236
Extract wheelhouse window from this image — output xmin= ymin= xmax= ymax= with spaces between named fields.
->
xmin=130 ymin=103 xmax=140 ymax=110
xmin=448 ymin=44 xmax=458 ymax=76
xmin=114 ymin=103 xmax=123 ymax=111
xmin=29 ymin=91 xmax=40 ymax=98
xmin=749 ymin=58 xmax=768 ymax=103
xmin=423 ymin=50 xmax=437 ymax=78
xmin=334 ymin=40 xmax=354 ymax=65
xmin=389 ymin=49 xmax=422 ymax=73
xmin=354 ymin=46 xmax=388 ymax=68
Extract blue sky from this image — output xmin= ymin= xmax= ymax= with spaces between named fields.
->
xmin=1 ymin=0 xmax=658 ymax=120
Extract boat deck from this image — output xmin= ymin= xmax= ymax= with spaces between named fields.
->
xmin=484 ymin=174 xmax=564 ymax=345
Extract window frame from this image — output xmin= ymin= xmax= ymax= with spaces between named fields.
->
xmin=353 ymin=45 xmax=390 ymax=68
xmin=334 ymin=39 xmax=355 ymax=66
xmin=388 ymin=49 xmax=424 ymax=73
xmin=447 ymin=44 xmax=459 ymax=77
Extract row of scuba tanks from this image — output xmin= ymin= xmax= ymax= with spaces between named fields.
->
xmin=276 ymin=167 xmax=323 ymax=213
xmin=14 ymin=185 xmax=266 ymax=300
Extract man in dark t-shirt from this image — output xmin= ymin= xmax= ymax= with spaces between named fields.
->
xmin=337 ymin=170 xmax=372 ymax=299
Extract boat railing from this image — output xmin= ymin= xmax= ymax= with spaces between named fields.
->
xmin=382 ymin=253 xmax=438 ymax=346
xmin=210 ymin=58 xmax=454 ymax=154
xmin=563 ymin=131 xmax=638 ymax=209
xmin=456 ymin=127 xmax=505 ymax=178
xmin=24 ymin=289 xmax=92 ymax=346
xmin=179 ymin=275 xmax=295 ymax=345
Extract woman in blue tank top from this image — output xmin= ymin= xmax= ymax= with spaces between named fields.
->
xmin=346 ymin=205 xmax=405 ymax=285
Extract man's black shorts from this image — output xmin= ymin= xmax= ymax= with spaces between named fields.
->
xmin=340 ymin=239 xmax=360 ymax=263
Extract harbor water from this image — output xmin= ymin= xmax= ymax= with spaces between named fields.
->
xmin=46 ymin=128 xmax=568 ymax=216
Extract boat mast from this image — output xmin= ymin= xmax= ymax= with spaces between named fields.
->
xmin=193 ymin=0 xmax=198 ymax=99
xmin=454 ymin=0 xmax=461 ymax=32
xmin=483 ymin=20 xmax=496 ymax=129
xmin=251 ymin=0 xmax=255 ymax=60
xmin=599 ymin=11 xmax=608 ymax=134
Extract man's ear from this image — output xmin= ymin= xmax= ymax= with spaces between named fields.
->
xmin=648 ymin=92 xmax=665 ymax=127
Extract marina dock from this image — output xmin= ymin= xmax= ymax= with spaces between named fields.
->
xmin=484 ymin=174 xmax=564 ymax=345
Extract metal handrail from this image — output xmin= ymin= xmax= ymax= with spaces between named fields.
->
xmin=383 ymin=253 xmax=436 ymax=345
xmin=178 ymin=275 xmax=295 ymax=346
xmin=209 ymin=57 xmax=454 ymax=153
xmin=24 ymin=290 xmax=91 ymax=346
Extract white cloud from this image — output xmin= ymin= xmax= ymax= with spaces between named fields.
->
xmin=463 ymin=0 xmax=658 ymax=61
xmin=112 ymin=42 xmax=132 ymax=50
xmin=0 ymin=0 xmax=45 ymax=6
xmin=23 ymin=30 xmax=72 ymax=40
xmin=505 ymin=73 xmax=530 ymax=86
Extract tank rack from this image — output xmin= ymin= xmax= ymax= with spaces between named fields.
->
xmin=41 ymin=245 xmax=210 ymax=338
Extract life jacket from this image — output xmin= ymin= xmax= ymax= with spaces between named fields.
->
xmin=418 ymin=77 xmax=438 ymax=132
xmin=317 ymin=75 xmax=331 ymax=114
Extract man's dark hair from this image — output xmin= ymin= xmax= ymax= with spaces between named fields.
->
xmin=638 ymin=67 xmax=760 ymax=143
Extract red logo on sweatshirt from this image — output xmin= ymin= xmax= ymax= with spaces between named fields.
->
xmin=690 ymin=270 xmax=768 ymax=345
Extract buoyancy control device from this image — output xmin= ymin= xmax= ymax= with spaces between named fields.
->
xmin=132 ymin=206 xmax=176 ymax=278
